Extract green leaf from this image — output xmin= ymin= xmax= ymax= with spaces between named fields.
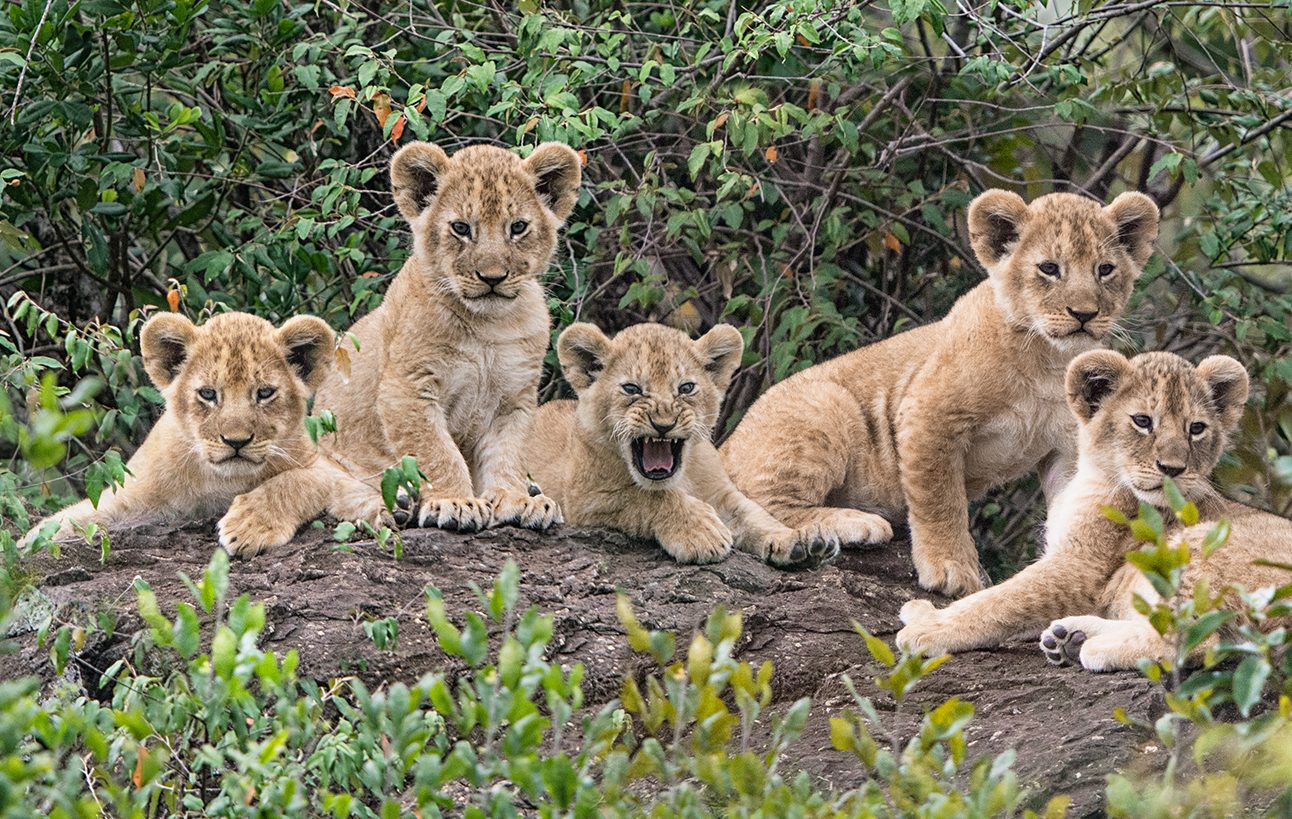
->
xmin=1231 ymin=655 xmax=1270 ymax=717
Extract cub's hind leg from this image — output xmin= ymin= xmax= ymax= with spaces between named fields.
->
xmin=721 ymin=381 xmax=892 ymax=549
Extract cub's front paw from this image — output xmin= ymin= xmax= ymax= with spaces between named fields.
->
xmin=418 ymin=496 xmax=493 ymax=532
xmin=219 ymin=497 xmax=299 ymax=557
xmin=894 ymin=599 xmax=955 ymax=655
xmin=764 ymin=526 xmax=840 ymax=568
xmin=484 ymin=488 xmax=563 ymax=530
xmin=912 ymin=541 xmax=986 ymax=597
xmin=658 ymin=506 xmax=733 ymax=565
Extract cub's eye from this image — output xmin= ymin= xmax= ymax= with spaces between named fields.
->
xmin=510 ymin=220 xmax=529 ymax=237
xmin=197 ymin=387 xmax=217 ymax=402
xmin=1189 ymin=421 xmax=1207 ymax=436
xmin=256 ymin=386 xmax=277 ymax=402
xmin=1098 ymin=263 xmax=1116 ymax=278
xmin=1131 ymin=414 xmax=1153 ymax=431
xmin=1037 ymin=262 xmax=1061 ymax=278
xmin=621 ymin=383 xmax=642 ymax=396
xmin=677 ymin=381 xmax=696 ymax=395
xmin=450 ymin=221 xmax=472 ymax=238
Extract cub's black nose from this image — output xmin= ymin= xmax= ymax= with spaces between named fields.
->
xmin=1067 ymin=308 xmax=1098 ymax=325
xmin=1156 ymin=462 xmax=1185 ymax=478
xmin=222 ymin=434 xmax=253 ymax=451
xmin=650 ymin=420 xmax=676 ymax=436
xmin=477 ymin=272 xmax=507 ymax=287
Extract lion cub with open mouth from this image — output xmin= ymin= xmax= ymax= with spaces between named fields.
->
xmin=23 ymin=312 xmax=388 ymax=555
xmin=528 ymin=322 xmax=836 ymax=566
xmin=896 ymin=350 xmax=1292 ymax=671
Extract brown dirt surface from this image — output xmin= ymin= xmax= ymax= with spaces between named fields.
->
xmin=7 ymin=521 xmax=1164 ymax=815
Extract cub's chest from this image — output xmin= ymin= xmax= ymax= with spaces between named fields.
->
xmin=436 ymin=336 xmax=543 ymax=426
xmin=965 ymin=374 xmax=1072 ymax=480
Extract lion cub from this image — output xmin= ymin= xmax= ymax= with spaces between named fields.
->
xmin=313 ymin=141 xmax=581 ymax=533
xmin=896 ymin=350 xmax=1292 ymax=671
xmin=528 ymin=322 xmax=835 ymax=566
xmin=24 ymin=312 xmax=387 ymax=555
xmin=722 ymin=190 xmax=1160 ymax=596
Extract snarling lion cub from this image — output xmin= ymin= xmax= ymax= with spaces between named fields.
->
xmin=528 ymin=322 xmax=835 ymax=566
xmin=722 ymin=190 xmax=1160 ymax=596
xmin=314 ymin=141 xmax=581 ymax=533
xmin=24 ymin=312 xmax=387 ymax=555
xmin=896 ymin=350 xmax=1292 ymax=671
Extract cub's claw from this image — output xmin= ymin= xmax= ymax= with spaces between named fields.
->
xmin=418 ymin=497 xmax=493 ymax=532
xmin=485 ymin=488 xmax=563 ymax=530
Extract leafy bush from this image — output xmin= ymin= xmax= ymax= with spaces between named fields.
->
xmin=1 ymin=0 xmax=1290 ymax=573
xmin=2 ymin=555 xmax=1057 ymax=817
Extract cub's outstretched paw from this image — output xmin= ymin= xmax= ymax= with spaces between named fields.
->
xmin=894 ymin=599 xmax=954 ymax=655
xmin=1039 ymin=620 xmax=1086 ymax=667
xmin=659 ymin=506 xmax=733 ymax=564
xmin=418 ymin=496 xmax=493 ymax=532
xmin=827 ymin=509 xmax=893 ymax=546
xmin=485 ymin=488 xmax=563 ymax=530
xmin=219 ymin=497 xmax=299 ymax=557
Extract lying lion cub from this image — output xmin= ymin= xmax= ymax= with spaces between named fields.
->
xmin=722 ymin=190 xmax=1160 ymax=596
xmin=896 ymin=350 xmax=1292 ymax=671
xmin=314 ymin=141 xmax=581 ymax=533
xmin=24 ymin=312 xmax=388 ymax=555
xmin=528 ymin=322 xmax=835 ymax=566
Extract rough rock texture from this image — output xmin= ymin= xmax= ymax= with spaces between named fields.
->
xmin=8 ymin=522 xmax=1164 ymax=815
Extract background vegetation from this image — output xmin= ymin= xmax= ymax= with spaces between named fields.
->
xmin=1 ymin=2 xmax=1290 ymax=561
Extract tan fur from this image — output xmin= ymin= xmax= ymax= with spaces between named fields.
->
xmin=722 ymin=190 xmax=1160 ymax=596
xmin=528 ymin=323 xmax=836 ymax=566
xmin=895 ymin=351 xmax=1292 ymax=671
xmin=23 ymin=312 xmax=387 ymax=555
xmin=313 ymin=141 xmax=581 ymax=532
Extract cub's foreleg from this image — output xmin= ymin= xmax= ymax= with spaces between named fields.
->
xmin=896 ymin=407 xmax=985 ymax=597
xmin=219 ymin=459 xmax=389 ymax=556
xmin=691 ymin=443 xmax=835 ymax=567
xmin=895 ymin=556 xmax=1105 ymax=655
xmin=377 ymin=358 xmax=489 ymax=532
xmin=475 ymin=388 xmax=561 ymax=531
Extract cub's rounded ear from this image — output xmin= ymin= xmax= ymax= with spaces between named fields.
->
xmin=525 ymin=142 xmax=582 ymax=223
xmin=277 ymin=315 xmax=336 ymax=391
xmin=1195 ymin=355 xmax=1249 ymax=430
xmin=1066 ymin=349 xmax=1131 ymax=422
xmin=967 ymin=189 xmax=1029 ymax=271
xmin=390 ymin=142 xmax=450 ymax=221
xmin=140 ymin=313 xmax=197 ymax=389
xmin=694 ymin=324 xmax=744 ymax=394
xmin=557 ymin=322 xmax=611 ymax=393
xmin=1103 ymin=191 xmax=1160 ymax=269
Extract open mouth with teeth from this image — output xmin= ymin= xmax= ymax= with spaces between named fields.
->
xmin=631 ymin=437 xmax=684 ymax=481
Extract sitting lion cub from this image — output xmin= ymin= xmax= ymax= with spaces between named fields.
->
xmin=24 ymin=312 xmax=388 ymax=555
xmin=722 ymin=190 xmax=1160 ymax=596
xmin=528 ymin=322 xmax=835 ymax=566
xmin=896 ymin=350 xmax=1292 ymax=671
xmin=314 ymin=141 xmax=581 ymax=533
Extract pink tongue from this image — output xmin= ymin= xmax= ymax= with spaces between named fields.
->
xmin=642 ymin=439 xmax=675 ymax=473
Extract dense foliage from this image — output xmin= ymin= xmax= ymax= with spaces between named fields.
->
xmin=0 ymin=0 xmax=1289 ymax=570
xmin=0 ymin=555 xmax=1061 ymax=817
